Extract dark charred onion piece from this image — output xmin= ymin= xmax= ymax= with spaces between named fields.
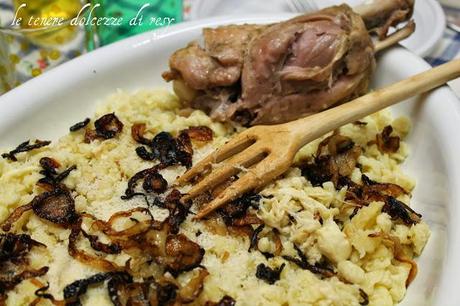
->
xmin=164 ymin=234 xmax=205 ymax=274
xmin=131 ymin=123 xmax=150 ymax=145
xmin=122 ymin=165 xmax=163 ymax=199
xmin=152 ymin=131 xmax=179 ymax=165
xmin=122 ymin=168 xmax=152 ymax=199
xmin=156 ymin=283 xmax=178 ymax=305
xmin=34 ymin=283 xmax=59 ymax=304
xmin=38 ymin=159 xmax=77 ymax=189
xmin=134 ymin=130 xmax=194 ymax=168
xmin=142 ymin=172 xmax=168 ymax=194
xmin=151 ymin=131 xmax=193 ymax=168
xmin=301 ymin=134 xmax=361 ymax=187
xmin=94 ymin=113 xmax=124 ymax=139
xmin=374 ymin=125 xmax=400 ymax=153
xmin=0 ymin=267 xmax=49 ymax=300
xmin=63 ymin=272 xmax=131 ymax=305
xmin=255 ymin=263 xmax=285 ymax=285
xmin=31 ymin=187 xmax=78 ymax=226
xmin=179 ymin=268 xmax=209 ymax=303
xmin=219 ymin=193 xmax=261 ymax=225
xmin=340 ymin=175 xmax=421 ymax=224
xmin=0 ymin=233 xmax=45 ymax=261
xmin=301 ymin=157 xmax=335 ymax=187
xmin=359 ymin=288 xmax=369 ymax=306
xmin=205 ymin=295 xmax=236 ymax=306
xmin=1 ymin=204 xmax=33 ymax=232
xmin=161 ymin=189 xmax=191 ymax=234
xmin=108 ymin=278 xmax=156 ymax=306
xmin=39 ymin=157 xmax=61 ymax=176
xmin=182 ymin=126 xmax=214 ymax=142
xmin=69 ymin=118 xmax=90 ymax=132
xmin=382 ymin=196 xmax=421 ymax=225
xmin=0 ymin=233 xmax=48 ymax=299
xmin=135 ymin=146 xmax=156 ymax=161
xmin=108 ymin=269 xmax=208 ymax=306
xmin=176 ymin=131 xmax=193 ymax=168
xmin=54 ymin=165 xmax=77 ymax=183
xmin=340 ymin=175 xmax=409 ymax=213
xmin=1 ymin=140 xmax=51 ymax=161
xmin=282 ymin=244 xmax=335 ymax=278
xmin=249 ymin=224 xmax=264 ymax=252
xmin=361 ymin=174 xmax=407 ymax=197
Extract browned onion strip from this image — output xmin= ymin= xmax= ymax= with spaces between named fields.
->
xmin=340 ymin=175 xmax=419 ymax=224
xmin=1 ymin=203 xmax=33 ymax=232
xmin=301 ymin=134 xmax=361 ymax=187
xmin=359 ymin=288 xmax=369 ymax=306
xmin=361 ymin=174 xmax=407 ymax=196
xmin=69 ymin=118 xmax=90 ymax=132
xmin=282 ymin=244 xmax=335 ymax=278
xmin=131 ymin=123 xmax=151 ymax=145
xmin=381 ymin=196 xmax=421 ymax=225
xmin=1 ymin=140 xmax=51 ymax=162
xmin=0 ymin=267 xmax=49 ymax=294
xmin=37 ymin=160 xmax=77 ymax=192
xmin=249 ymin=224 xmax=264 ymax=252
xmin=33 ymin=283 xmax=65 ymax=306
xmin=370 ymin=232 xmax=417 ymax=287
xmin=68 ymin=221 xmax=123 ymax=272
xmin=273 ymin=229 xmax=283 ymax=256
xmin=372 ymin=125 xmax=400 ymax=153
xmin=178 ymin=268 xmax=209 ymax=303
xmin=176 ymin=132 xmax=193 ymax=168
xmin=122 ymin=166 xmax=164 ymax=200
xmin=89 ymin=208 xmax=161 ymax=237
xmin=81 ymin=230 xmax=121 ymax=255
xmin=181 ymin=126 xmax=214 ymax=142
xmin=0 ymin=233 xmax=49 ymax=299
xmin=232 ymin=213 xmax=263 ymax=227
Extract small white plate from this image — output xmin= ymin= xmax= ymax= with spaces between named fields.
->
xmin=0 ymin=15 xmax=459 ymax=306
xmin=314 ymin=0 xmax=446 ymax=57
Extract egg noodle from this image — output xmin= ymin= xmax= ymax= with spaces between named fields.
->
xmin=0 ymin=89 xmax=430 ymax=306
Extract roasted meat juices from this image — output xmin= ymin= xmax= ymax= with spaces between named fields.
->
xmin=163 ymin=2 xmax=414 ymax=125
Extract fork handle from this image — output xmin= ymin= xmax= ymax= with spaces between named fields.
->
xmin=285 ymin=58 xmax=460 ymax=148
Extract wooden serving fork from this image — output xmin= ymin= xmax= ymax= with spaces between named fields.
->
xmin=178 ymin=59 xmax=460 ymax=219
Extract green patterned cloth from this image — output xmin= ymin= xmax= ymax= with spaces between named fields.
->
xmin=91 ymin=0 xmax=182 ymax=46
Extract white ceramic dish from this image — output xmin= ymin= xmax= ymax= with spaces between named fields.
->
xmin=1 ymin=15 xmax=459 ymax=306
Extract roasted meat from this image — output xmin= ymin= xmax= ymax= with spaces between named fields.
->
xmin=163 ymin=1 xmax=414 ymax=125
